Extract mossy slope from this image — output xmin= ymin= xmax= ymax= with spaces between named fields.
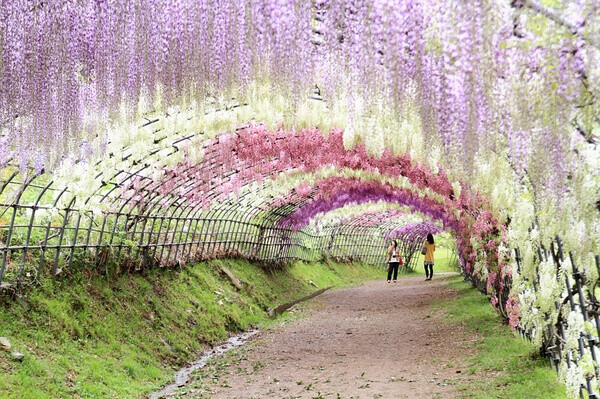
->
xmin=0 ymin=259 xmax=382 ymax=399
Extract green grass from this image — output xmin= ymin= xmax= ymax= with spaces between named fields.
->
xmin=0 ymin=259 xmax=382 ymax=399
xmin=410 ymin=244 xmax=459 ymax=275
xmin=0 ymin=258 xmax=566 ymax=398
xmin=436 ymin=275 xmax=565 ymax=398
xmin=401 ymin=232 xmax=462 ymax=276
xmin=406 ymin=235 xmax=460 ymax=276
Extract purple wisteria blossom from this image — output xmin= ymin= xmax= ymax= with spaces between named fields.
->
xmin=384 ymin=221 xmax=443 ymax=240
xmin=0 ymin=0 xmax=594 ymax=214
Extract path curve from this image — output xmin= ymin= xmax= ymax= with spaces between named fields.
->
xmin=166 ymin=274 xmax=478 ymax=398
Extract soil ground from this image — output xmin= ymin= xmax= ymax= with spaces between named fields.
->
xmin=165 ymin=274 xmax=482 ymax=399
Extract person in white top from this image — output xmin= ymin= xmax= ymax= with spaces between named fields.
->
xmin=386 ymin=240 xmax=403 ymax=283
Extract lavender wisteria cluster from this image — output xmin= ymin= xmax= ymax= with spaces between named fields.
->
xmin=279 ymin=184 xmax=459 ymax=231
xmin=384 ymin=221 xmax=443 ymax=241
xmin=1 ymin=0 xmax=598 ymax=205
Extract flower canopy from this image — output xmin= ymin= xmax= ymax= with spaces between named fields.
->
xmin=1 ymin=1 xmax=600 ymax=397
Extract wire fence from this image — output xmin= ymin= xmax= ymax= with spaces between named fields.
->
xmin=0 ymin=168 xmax=427 ymax=296
xmin=517 ymin=238 xmax=600 ymax=398
xmin=458 ymin=231 xmax=600 ymax=398
xmin=0 ymin=107 xmax=435 ymax=294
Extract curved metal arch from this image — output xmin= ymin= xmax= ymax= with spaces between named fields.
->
xmin=0 ymin=171 xmax=41 ymax=282
xmin=0 ymin=107 xmax=464 ymax=292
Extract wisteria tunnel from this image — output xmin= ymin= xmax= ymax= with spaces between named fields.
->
xmin=1 ymin=0 xmax=600 ymax=397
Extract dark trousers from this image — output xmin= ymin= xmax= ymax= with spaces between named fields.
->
xmin=424 ymin=262 xmax=433 ymax=278
xmin=387 ymin=262 xmax=399 ymax=281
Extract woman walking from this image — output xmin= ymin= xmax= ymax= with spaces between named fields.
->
xmin=423 ymin=233 xmax=436 ymax=280
xmin=387 ymin=240 xmax=403 ymax=283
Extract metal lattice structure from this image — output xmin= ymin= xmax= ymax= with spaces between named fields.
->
xmin=0 ymin=112 xmax=436 ymax=295
xmin=512 ymin=238 xmax=600 ymax=398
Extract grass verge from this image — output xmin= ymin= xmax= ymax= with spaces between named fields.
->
xmin=0 ymin=259 xmax=382 ymax=399
xmin=437 ymin=275 xmax=566 ymax=398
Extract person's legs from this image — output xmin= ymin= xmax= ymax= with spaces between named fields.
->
xmin=387 ymin=264 xmax=393 ymax=281
xmin=393 ymin=262 xmax=399 ymax=281
xmin=424 ymin=262 xmax=433 ymax=280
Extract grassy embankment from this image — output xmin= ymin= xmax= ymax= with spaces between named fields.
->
xmin=419 ymin=237 xmax=564 ymax=397
xmin=0 ymin=259 xmax=382 ymax=399
xmin=437 ymin=275 xmax=566 ymax=398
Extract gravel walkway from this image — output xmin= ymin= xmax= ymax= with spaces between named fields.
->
xmin=164 ymin=274 xmax=478 ymax=399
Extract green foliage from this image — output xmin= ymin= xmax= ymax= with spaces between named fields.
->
xmin=0 ymin=259 xmax=381 ymax=398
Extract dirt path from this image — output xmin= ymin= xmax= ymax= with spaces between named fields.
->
xmin=166 ymin=274 xmax=478 ymax=399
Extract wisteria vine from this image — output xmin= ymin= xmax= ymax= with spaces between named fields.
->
xmin=1 ymin=1 xmax=600 ymax=396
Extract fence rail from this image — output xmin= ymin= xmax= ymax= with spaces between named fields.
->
xmin=460 ymin=234 xmax=600 ymax=398
xmin=0 ymin=168 xmax=429 ymax=294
